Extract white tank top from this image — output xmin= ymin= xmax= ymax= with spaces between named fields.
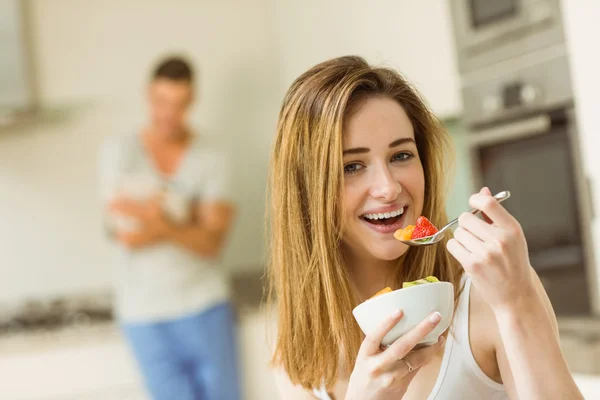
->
xmin=313 ymin=277 xmax=508 ymax=399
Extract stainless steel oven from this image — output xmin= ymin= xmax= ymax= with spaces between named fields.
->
xmin=469 ymin=108 xmax=595 ymax=315
xmin=462 ymin=53 xmax=597 ymax=315
xmin=450 ymin=0 xmax=566 ymax=72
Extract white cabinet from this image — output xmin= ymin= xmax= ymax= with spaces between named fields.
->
xmin=272 ymin=0 xmax=463 ymax=119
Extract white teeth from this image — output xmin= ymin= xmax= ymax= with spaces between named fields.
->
xmin=364 ymin=207 xmax=405 ymax=220
xmin=390 ymin=208 xmax=404 ymax=217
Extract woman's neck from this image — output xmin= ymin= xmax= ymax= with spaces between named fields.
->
xmin=344 ymin=249 xmax=400 ymax=302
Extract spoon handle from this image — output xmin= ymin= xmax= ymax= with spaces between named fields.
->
xmin=442 ymin=191 xmax=511 ymax=233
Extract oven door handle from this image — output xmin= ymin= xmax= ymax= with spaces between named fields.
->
xmin=469 ymin=115 xmax=551 ymax=147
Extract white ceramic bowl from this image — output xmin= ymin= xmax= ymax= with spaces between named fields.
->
xmin=352 ymin=282 xmax=454 ymax=347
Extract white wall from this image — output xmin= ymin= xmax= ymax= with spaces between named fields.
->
xmin=270 ymin=0 xmax=463 ymax=118
xmin=561 ymin=0 xmax=600 ymax=312
xmin=0 ymin=0 xmax=280 ymax=302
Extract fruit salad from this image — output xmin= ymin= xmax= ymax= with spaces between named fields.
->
xmin=368 ymin=276 xmax=440 ymax=300
xmin=370 ymin=287 xmax=393 ymax=299
xmin=402 ymin=276 xmax=439 ymax=288
xmin=394 ymin=216 xmax=438 ymax=241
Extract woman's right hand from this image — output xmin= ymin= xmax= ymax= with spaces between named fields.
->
xmin=345 ymin=310 xmax=445 ymax=400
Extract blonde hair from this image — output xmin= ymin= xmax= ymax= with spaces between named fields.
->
xmin=266 ymin=55 xmax=463 ymax=391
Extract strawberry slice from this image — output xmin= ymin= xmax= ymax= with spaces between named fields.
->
xmin=411 ymin=216 xmax=438 ymax=239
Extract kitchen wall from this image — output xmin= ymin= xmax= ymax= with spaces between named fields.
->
xmin=0 ymin=0 xmax=465 ymax=304
xmin=2 ymin=0 xmax=598 ymax=310
xmin=270 ymin=0 xmax=463 ymax=119
xmin=561 ymin=0 xmax=600 ymax=310
xmin=442 ymin=118 xmax=474 ymax=218
xmin=0 ymin=0 xmax=280 ymax=302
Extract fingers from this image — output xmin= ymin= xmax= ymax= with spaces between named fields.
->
xmin=468 ymin=190 xmax=513 ymax=228
xmin=457 ymin=211 xmax=498 ymax=243
xmin=378 ymin=367 xmax=420 ymax=391
xmin=379 ymin=311 xmax=442 ymax=364
xmin=399 ymin=336 xmax=445 ymax=372
xmin=373 ymin=333 xmax=446 ymax=392
xmin=116 ymin=232 xmax=142 ymax=248
xmin=110 ymin=198 xmax=158 ymax=221
xmin=110 ymin=198 xmax=143 ymax=217
xmin=477 ymin=187 xmax=494 ymax=223
xmin=446 ymin=238 xmax=471 ymax=266
xmin=109 ymin=196 xmax=133 ymax=207
xmin=453 ymin=226 xmax=483 ymax=254
xmin=360 ymin=309 xmax=404 ymax=356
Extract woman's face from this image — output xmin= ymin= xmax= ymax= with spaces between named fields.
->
xmin=341 ymin=96 xmax=425 ymax=263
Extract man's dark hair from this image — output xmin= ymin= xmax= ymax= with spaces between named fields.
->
xmin=152 ymin=56 xmax=194 ymax=82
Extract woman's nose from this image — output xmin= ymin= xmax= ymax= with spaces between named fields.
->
xmin=369 ymin=165 xmax=402 ymax=202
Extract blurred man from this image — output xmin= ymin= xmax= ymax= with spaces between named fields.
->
xmin=98 ymin=56 xmax=240 ymax=400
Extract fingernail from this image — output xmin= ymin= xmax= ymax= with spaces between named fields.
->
xmin=429 ymin=311 xmax=442 ymax=324
xmin=392 ymin=309 xmax=403 ymax=319
xmin=438 ymin=335 xmax=445 ymax=345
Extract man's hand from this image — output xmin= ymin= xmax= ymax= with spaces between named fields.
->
xmin=109 ymin=195 xmax=171 ymax=249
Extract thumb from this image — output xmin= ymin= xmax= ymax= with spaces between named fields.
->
xmin=480 ymin=186 xmax=492 ymax=196
xmin=477 ymin=187 xmax=494 ymax=224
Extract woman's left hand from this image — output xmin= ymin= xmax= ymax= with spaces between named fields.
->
xmin=446 ymin=187 xmax=535 ymax=314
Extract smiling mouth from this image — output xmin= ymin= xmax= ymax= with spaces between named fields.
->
xmin=361 ymin=206 xmax=406 ymax=226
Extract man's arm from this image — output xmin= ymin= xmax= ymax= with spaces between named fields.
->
xmin=109 ymin=197 xmax=235 ymax=258
xmin=163 ymin=200 xmax=235 ymax=258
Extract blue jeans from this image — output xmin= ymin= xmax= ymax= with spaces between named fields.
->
xmin=121 ymin=302 xmax=241 ymax=400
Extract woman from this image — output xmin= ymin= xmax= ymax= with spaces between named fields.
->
xmin=267 ymin=56 xmax=582 ymax=399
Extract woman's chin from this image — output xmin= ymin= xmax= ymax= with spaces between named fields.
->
xmin=371 ymin=243 xmax=409 ymax=261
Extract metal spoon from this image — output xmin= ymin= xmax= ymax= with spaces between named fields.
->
xmin=396 ymin=190 xmax=511 ymax=247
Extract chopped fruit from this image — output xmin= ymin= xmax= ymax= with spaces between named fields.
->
xmin=402 ymin=276 xmax=440 ymax=288
xmin=394 ymin=225 xmax=415 ymax=241
xmin=411 ymin=216 xmax=438 ymax=239
xmin=366 ymin=277 xmax=440 ymax=304
xmin=370 ymin=287 xmax=393 ymax=299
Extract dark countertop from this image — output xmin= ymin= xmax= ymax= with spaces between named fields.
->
xmin=229 ymin=269 xmax=267 ymax=313
xmin=0 ymin=269 xmax=267 ymax=337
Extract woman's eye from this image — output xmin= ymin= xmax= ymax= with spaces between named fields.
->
xmin=392 ymin=152 xmax=412 ymax=162
xmin=344 ymin=163 xmax=364 ymax=174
